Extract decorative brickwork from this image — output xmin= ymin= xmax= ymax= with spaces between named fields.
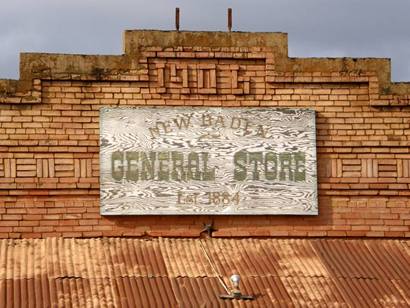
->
xmin=0 ymin=30 xmax=409 ymax=238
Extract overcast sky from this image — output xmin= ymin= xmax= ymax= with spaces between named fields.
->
xmin=1 ymin=0 xmax=409 ymax=81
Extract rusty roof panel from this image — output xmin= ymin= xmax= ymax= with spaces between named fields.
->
xmin=261 ymin=239 xmax=330 ymax=278
xmin=159 ymin=238 xmax=215 ymax=277
xmin=205 ymin=238 xmax=410 ymax=281
xmin=0 ymin=239 xmax=48 ymax=280
xmin=113 ymin=277 xmax=177 ymax=308
xmin=0 ymin=277 xmax=117 ymax=308
xmin=1 ymin=238 xmax=169 ymax=280
xmin=47 ymin=238 xmax=169 ymax=279
xmin=101 ymin=238 xmax=168 ymax=278
xmin=1 ymin=277 xmax=408 ymax=308
xmin=204 ymin=238 xmax=331 ymax=278
xmin=313 ymin=239 xmax=410 ymax=280
xmin=366 ymin=240 xmax=410 ymax=280
xmin=172 ymin=277 xmax=234 ymax=308
xmin=0 ymin=238 xmax=408 ymax=307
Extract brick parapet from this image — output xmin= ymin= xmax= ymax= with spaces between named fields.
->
xmin=0 ymin=30 xmax=409 ymax=238
xmin=1 ymin=30 xmax=409 ymax=103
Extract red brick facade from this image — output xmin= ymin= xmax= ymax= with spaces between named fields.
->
xmin=0 ymin=30 xmax=409 ymax=238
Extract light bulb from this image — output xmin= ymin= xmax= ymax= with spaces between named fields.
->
xmin=230 ymin=274 xmax=240 ymax=288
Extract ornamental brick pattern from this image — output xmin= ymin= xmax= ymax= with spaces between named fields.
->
xmin=0 ymin=30 xmax=409 ymax=238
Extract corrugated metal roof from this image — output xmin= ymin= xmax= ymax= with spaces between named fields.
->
xmin=0 ymin=238 xmax=409 ymax=307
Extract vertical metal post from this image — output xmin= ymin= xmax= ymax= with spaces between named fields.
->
xmin=228 ymin=8 xmax=232 ymax=32
xmin=176 ymin=8 xmax=180 ymax=31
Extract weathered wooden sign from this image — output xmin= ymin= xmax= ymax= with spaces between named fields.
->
xmin=100 ymin=107 xmax=317 ymax=215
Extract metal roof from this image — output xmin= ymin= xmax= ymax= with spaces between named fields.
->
xmin=0 ymin=238 xmax=409 ymax=307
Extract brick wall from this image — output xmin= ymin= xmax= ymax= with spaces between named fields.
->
xmin=0 ymin=30 xmax=409 ymax=238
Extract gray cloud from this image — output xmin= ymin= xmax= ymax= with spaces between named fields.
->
xmin=1 ymin=0 xmax=409 ymax=81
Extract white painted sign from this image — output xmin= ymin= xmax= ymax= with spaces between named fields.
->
xmin=100 ymin=107 xmax=317 ymax=215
